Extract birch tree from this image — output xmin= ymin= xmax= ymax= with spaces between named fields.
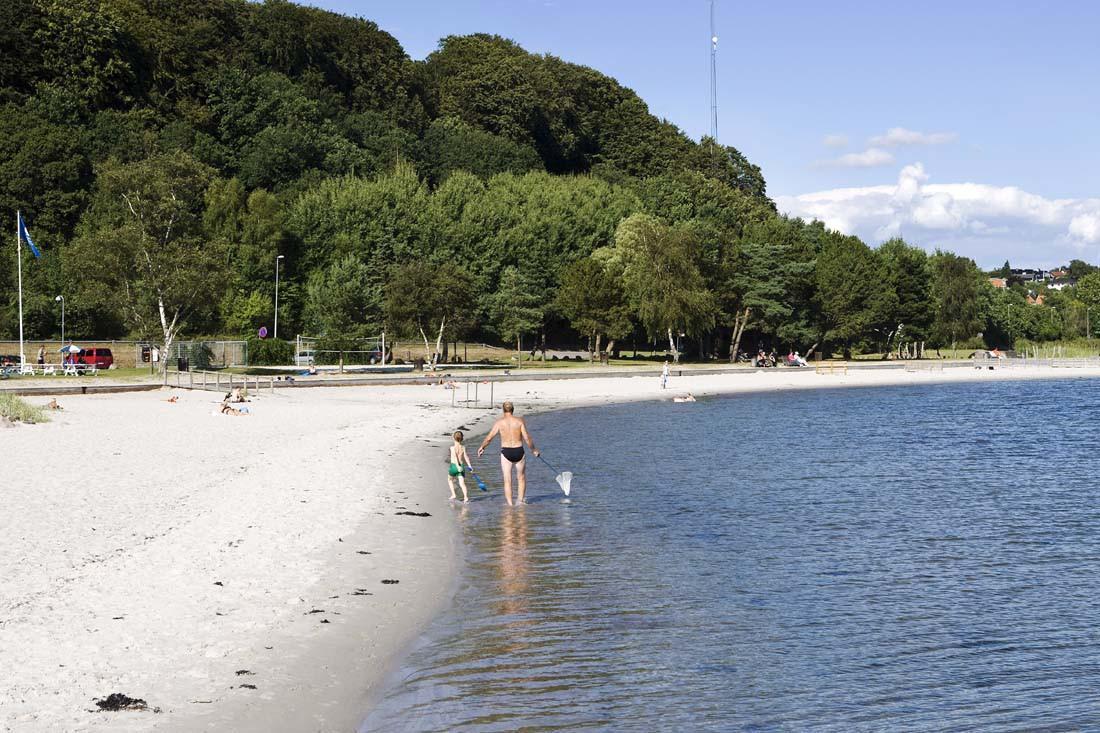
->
xmin=384 ymin=261 xmax=476 ymax=366
xmin=612 ymin=213 xmax=716 ymax=362
xmin=69 ymin=151 xmax=224 ymax=369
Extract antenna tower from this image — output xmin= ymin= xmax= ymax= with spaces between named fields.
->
xmin=709 ymin=0 xmax=718 ymax=140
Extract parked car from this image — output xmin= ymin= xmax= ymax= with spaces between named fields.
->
xmin=79 ymin=347 xmax=114 ymax=369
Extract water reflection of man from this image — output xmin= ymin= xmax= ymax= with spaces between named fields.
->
xmin=497 ymin=506 xmax=530 ymax=626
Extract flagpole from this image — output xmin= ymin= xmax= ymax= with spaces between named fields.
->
xmin=16 ymin=210 xmax=24 ymax=366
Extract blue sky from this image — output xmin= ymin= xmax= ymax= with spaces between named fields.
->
xmin=306 ymin=0 xmax=1100 ymax=268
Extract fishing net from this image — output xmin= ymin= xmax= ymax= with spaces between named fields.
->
xmin=556 ymin=471 xmax=573 ymax=496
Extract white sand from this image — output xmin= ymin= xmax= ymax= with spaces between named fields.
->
xmin=3 ymin=363 xmax=1098 ymax=732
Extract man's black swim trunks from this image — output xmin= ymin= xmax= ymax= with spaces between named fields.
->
xmin=501 ymin=446 xmax=525 ymax=463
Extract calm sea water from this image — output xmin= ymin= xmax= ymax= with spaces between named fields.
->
xmin=362 ymin=378 xmax=1100 ymax=732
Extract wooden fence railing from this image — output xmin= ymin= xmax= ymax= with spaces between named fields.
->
xmin=163 ymin=368 xmax=275 ymax=394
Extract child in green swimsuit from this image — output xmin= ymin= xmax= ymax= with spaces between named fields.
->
xmin=448 ymin=431 xmax=474 ymax=503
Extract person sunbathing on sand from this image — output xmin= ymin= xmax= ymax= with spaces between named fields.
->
xmin=220 ymin=401 xmax=249 ymax=416
xmin=165 ymin=395 xmax=178 ymax=403
xmin=46 ymin=398 xmax=62 ymax=410
xmin=673 ymin=393 xmax=696 ymax=403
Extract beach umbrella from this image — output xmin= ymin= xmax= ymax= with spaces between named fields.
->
xmin=58 ymin=344 xmax=82 ymax=353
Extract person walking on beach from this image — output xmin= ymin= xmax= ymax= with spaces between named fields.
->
xmin=448 ymin=431 xmax=474 ymax=503
xmin=478 ymin=401 xmax=539 ymax=506
xmin=661 ymin=360 xmax=670 ymax=389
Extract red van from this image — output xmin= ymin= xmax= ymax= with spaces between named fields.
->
xmin=79 ymin=347 xmax=114 ymax=370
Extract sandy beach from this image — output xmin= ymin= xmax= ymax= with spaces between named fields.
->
xmin=4 ymin=362 xmax=1100 ymax=732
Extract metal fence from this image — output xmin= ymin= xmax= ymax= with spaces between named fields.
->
xmin=0 ymin=340 xmax=145 ymax=368
xmin=0 ymin=339 xmax=249 ymax=368
xmin=171 ymin=341 xmax=247 ymax=368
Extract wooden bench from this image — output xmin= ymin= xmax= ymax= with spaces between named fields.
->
xmin=815 ymin=363 xmax=848 ymax=375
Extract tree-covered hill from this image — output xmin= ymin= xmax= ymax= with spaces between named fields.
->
xmin=0 ymin=0 xmax=1085 ymax=361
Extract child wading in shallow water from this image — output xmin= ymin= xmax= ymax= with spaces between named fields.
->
xmin=448 ymin=431 xmax=474 ymax=503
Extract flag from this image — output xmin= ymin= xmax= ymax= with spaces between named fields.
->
xmin=17 ymin=212 xmax=41 ymax=259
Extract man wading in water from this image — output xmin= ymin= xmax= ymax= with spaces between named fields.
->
xmin=478 ymin=401 xmax=540 ymax=506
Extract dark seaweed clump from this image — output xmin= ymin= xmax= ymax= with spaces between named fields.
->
xmin=95 ymin=693 xmax=148 ymax=711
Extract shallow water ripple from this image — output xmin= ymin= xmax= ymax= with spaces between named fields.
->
xmin=362 ymin=379 xmax=1100 ymax=732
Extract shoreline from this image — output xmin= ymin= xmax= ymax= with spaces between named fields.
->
xmin=1 ymin=386 xmax=494 ymax=733
xmin=5 ymin=365 xmax=1100 ymax=732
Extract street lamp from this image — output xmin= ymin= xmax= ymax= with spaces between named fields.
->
xmin=55 ymin=295 xmax=64 ymax=346
xmin=274 ymin=255 xmax=285 ymax=340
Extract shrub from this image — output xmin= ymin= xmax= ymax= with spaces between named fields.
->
xmin=247 ymin=337 xmax=294 ymax=366
xmin=0 ymin=393 xmax=48 ymax=423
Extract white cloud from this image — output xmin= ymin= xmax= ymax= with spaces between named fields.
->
xmin=775 ymin=164 xmax=1100 ymax=266
xmin=820 ymin=147 xmax=894 ymax=168
xmin=868 ymin=127 xmax=958 ymax=147
xmin=823 ymin=134 xmax=848 ymax=148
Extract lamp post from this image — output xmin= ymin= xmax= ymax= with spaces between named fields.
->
xmin=274 ymin=254 xmax=285 ymax=340
xmin=55 ymin=295 xmax=64 ymax=348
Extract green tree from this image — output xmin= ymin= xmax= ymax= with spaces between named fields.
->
xmin=288 ymin=163 xmax=430 ymax=275
xmin=1067 ymin=259 xmax=1098 ymax=281
xmin=68 ymin=150 xmax=223 ymax=367
xmin=33 ymin=0 xmax=139 ymax=111
xmin=815 ymin=236 xmax=897 ymax=357
xmin=879 ymin=238 xmax=933 ymax=351
xmin=930 ymin=251 xmax=984 ymax=352
xmin=687 ymin=137 xmax=770 ymax=202
xmin=384 ymin=260 xmax=476 ymax=364
xmin=1074 ymin=272 xmax=1100 ymax=312
xmin=716 ymin=238 xmax=797 ymax=360
xmin=0 ymin=102 xmax=91 ymax=239
xmin=303 ymin=254 xmax=380 ymax=345
xmin=221 ymin=290 xmax=271 ymax=336
xmin=611 ymin=213 xmax=716 ymax=361
xmin=554 ymin=256 xmax=632 ymax=362
xmin=417 ymin=117 xmax=542 ymax=184
xmin=488 ymin=266 xmax=543 ymax=365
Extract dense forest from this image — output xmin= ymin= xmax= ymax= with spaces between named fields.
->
xmin=0 ymin=0 xmax=1093 ymax=363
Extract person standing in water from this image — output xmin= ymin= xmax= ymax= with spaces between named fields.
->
xmin=478 ymin=401 xmax=540 ymax=506
xmin=447 ymin=431 xmax=474 ymax=503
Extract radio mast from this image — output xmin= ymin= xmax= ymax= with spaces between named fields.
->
xmin=709 ymin=0 xmax=718 ymax=140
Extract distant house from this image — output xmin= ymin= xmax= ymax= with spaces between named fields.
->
xmin=1049 ymin=278 xmax=1077 ymax=291
xmin=1051 ymin=268 xmax=1069 ymax=280
xmin=1010 ymin=268 xmax=1052 ymax=282
xmin=989 ymin=277 xmax=1008 ymax=289
xmin=1027 ymin=292 xmax=1046 ymax=305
